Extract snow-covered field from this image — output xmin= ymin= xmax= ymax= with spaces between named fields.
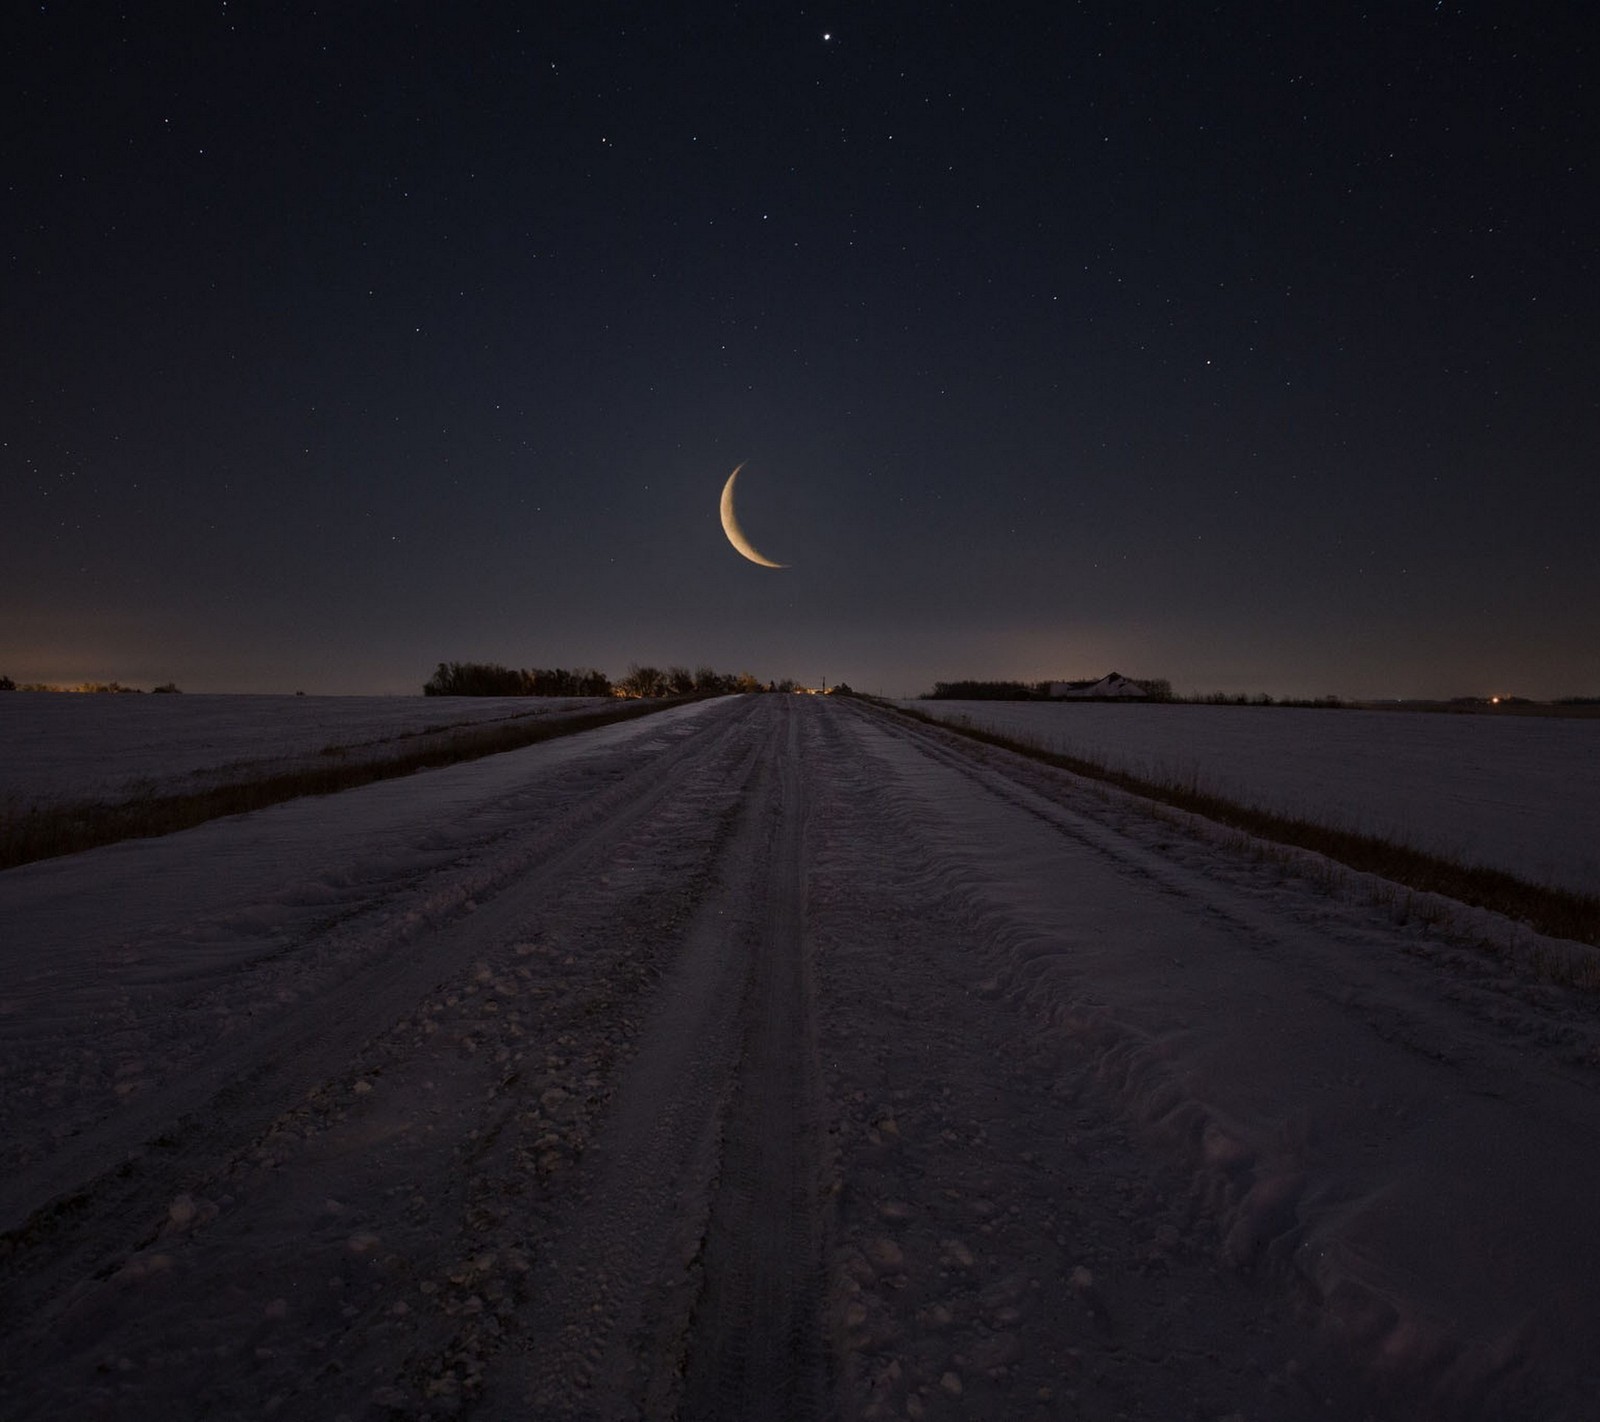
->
xmin=902 ymin=700 xmax=1600 ymax=895
xmin=3 ymin=695 xmax=1600 ymax=1418
xmin=0 ymin=692 xmax=611 ymax=808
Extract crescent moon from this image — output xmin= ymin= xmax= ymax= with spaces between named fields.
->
xmin=719 ymin=462 xmax=787 ymax=568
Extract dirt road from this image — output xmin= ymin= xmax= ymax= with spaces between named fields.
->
xmin=3 ymin=695 xmax=1598 ymax=1419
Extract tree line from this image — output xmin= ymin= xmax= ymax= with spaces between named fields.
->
xmin=0 ymin=677 xmax=180 ymax=693
xmin=925 ymin=678 xmax=1173 ymax=701
xmin=422 ymin=661 xmax=795 ymax=698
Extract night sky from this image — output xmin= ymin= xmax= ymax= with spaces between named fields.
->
xmin=5 ymin=4 xmax=1597 ymax=698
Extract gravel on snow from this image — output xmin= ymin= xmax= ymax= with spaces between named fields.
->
xmin=3 ymin=695 xmax=1599 ymax=1420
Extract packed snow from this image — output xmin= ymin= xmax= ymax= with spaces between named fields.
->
xmin=0 ymin=692 xmax=610 ymax=809
xmin=902 ymin=699 xmax=1600 ymax=895
xmin=3 ymin=694 xmax=1599 ymax=1418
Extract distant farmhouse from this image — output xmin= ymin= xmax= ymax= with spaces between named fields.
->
xmin=1046 ymin=672 xmax=1164 ymax=700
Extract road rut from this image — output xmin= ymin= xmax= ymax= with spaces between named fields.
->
xmin=5 ymin=695 xmax=1599 ymax=1419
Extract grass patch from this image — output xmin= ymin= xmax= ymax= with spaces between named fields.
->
xmin=885 ymin=701 xmax=1600 ymax=958
xmin=1 ymin=698 xmax=695 ymax=871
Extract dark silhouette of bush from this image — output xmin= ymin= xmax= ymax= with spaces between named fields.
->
xmin=424 ymin=659 xmax=794 ymax=699
xmin=424 ymin=662 xmax=614 ymax=697
xmin=926 ymin=680 xmax=1044 ymax=700
xmin=424 ymin=662 xmax=524 ymax=696
xmin=620 ymin=664 xmax=666 ymax=698
xmin=527 ymin=666 xmax=610 ymax=697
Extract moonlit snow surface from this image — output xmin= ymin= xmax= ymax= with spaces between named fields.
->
xmin=3 ymin=695 xmax=1600 ymax=1418
xmin=905 ymin=700 xmax=1600 ymax=894
xmin=0 ymin=692 xmax=610 ymax=808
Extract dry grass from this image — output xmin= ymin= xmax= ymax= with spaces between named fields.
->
xmin=888 ymin=702 xmax=1600 ymax=959
xmin=0 ymin=698 xmax=689 ymax=871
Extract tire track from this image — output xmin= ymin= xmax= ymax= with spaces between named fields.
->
xmin=480 ymin=698 xmax=830 ymax=1421
xmin=0 ymin=700 xmax=757 ymax=1314
xmin=825 ymin=697 xmax=1600 ymax=1417
xmin=677 ymin=697 xmax=831 ymax=1421
xmin=472 ymin=703 xmax=762 ymax=1418
xmin=24 ymin=693 xmax=1593 ymax=1416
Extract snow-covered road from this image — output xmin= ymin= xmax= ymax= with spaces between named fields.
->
xmin=3 ymin=696 xmax=1598 ymax=1419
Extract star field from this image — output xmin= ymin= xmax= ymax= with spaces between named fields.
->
xmin=2 ymin=4 xmax=1596 ymax=696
